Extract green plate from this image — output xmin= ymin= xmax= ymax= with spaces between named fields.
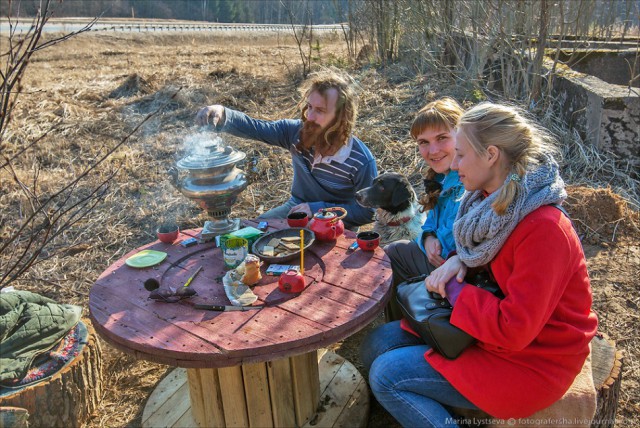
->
xmin=125 ymin=250 xmax=167 ymax=268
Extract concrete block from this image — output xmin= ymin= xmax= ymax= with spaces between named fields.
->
xmin=549 ymin=60 xmax=639 ymax=171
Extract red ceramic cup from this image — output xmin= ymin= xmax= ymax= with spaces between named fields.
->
xmin=287 ymin=212 xmax=309 ymax=228
xmin=356 ymin=231 xmax=381 ymax=251
xmin=157 ymin=224 xmax=179 ymax=244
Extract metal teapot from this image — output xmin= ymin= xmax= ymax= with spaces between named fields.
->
xmin=308 ymin=207 xmax=347 ymax=241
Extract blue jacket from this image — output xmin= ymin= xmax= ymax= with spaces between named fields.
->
xmin=416 ymin=170 xmax=464 ymax=258
xmin=220 ymin=108 xmax=377 ymax=226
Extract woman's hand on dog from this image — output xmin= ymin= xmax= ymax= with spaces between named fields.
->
xmin=425 ymin=255 xmax=467 ymax=298
xmin=425 ymin=235 xmax=445 ymax=267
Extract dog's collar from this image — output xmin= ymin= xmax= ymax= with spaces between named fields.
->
xmin=386 ymin=216 xmax=412 ymax=227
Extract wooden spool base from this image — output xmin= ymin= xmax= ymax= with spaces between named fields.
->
xmin=142 ymin=349 xmax=368 ymax=428
xmin=0 ymin=320 xmax=103 ymax=428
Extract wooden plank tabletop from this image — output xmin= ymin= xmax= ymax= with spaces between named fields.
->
xmin=89 ymin=219 xmax=392 ymax=368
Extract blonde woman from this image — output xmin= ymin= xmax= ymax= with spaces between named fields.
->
xmin=384 ymin=97 xmax=465 ymax=321
xmin=361 ymin=103 xmax=597 ymax=425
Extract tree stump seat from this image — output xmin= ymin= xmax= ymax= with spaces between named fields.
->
xmin=452 ymin=333 xmax=623 ymax=428
xmin=0 ymin=319 xmax=103 ymax=428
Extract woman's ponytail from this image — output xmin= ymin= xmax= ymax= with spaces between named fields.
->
xmin=418 ymin=168 xmax=443 ymax=212
xmin=492 ymin=161 xmax=526 ymax=215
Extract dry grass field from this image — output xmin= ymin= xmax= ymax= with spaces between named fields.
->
xmin=1 ymin=30 xmax=639 ymax=427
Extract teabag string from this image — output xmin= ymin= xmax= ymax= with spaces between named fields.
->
xmin=157 ymin=244 xmax=210 ymax=293
xmin=300 ymin=229 xmax=304 ymax=276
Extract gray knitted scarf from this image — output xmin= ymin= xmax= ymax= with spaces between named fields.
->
xmin=453 ymin=154 xmax=567 ymax=267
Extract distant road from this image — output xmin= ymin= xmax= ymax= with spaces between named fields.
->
xmin=0 ymin=18 xmax=346 ymax=34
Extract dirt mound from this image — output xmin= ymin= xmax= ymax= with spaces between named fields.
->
xmin=108 ymin=73 xmax=154 ymax=99
xmin=565 ymin=186 xmax=639 ymax=245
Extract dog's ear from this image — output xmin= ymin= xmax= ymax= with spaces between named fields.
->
xmin=391 ymin=183 xmax=412 ymax=207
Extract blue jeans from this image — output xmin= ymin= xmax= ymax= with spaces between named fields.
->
xmin=360 ymin=322 xmax=478 ymax=428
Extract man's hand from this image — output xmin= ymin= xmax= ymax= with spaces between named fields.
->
xmin=288 ymin=203 xmax=312 ymax=218
xmin=196 ymin=105 xmax=225 ymax=127
xmin=425 ymin=255 xmax=466 ymax=298
xmin=425 ymin=235 xmax=445 ymax=267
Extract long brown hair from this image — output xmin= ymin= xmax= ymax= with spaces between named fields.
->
xmin=411 ymin=97 xmax=464 ymax=211
xmin=297 ymin=70 xmax=358 ymax=156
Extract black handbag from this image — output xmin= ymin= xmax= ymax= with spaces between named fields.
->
xmin=396 ymin=271 xmax=503 ymax=360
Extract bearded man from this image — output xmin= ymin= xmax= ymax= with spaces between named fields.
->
xmin=195 ymin=70 xmax=377 ymax=228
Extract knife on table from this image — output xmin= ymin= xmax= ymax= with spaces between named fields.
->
xmin=194 ymin=304 xmax=261 ymax=311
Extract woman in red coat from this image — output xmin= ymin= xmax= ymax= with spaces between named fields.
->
xmin=360 ymin=102 xmax=598 ymax=426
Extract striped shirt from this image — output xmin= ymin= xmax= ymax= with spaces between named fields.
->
xmin=221 ymin=108 xmax=377 ymax=226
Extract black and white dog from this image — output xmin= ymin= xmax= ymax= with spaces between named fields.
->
xmin=356 ymin=172 xmax=425 ymax=245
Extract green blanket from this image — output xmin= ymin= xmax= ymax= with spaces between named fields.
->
xmin=0 ymin=290 xmax=81 ymax=383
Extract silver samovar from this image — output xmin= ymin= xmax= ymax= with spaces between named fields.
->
xmin=169 ymin=135 xmax=247 ymax=238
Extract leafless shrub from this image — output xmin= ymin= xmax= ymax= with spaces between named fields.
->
xmin=354 ymin=0 xmax=639 ymax=105
xmin=0 ymin=2 xmax=178 ymax=289
xmin=281 ymin=0 xmax=315 ymax=77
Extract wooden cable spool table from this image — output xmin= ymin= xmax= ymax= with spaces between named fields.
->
xmin=89 ymin=219 xmax=392 ymax=427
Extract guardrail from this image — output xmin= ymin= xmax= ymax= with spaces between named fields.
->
xmin=97 ymin=23 xmax=344 ymax=32
xmin=0 ymin=20 xmax=347 ymax=34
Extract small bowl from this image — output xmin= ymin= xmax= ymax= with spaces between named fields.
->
xmin=287 ymin=212 xmax=309 ymax=227
xmin=356 ymin=231 xmax=380 ymax=251
xmin=157 ymin=224 xmax=179 ymax=244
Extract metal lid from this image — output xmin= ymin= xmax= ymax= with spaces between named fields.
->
xmin=176 ymin=138 xmax=245 ymax=171
xmin=315 ymin=210 xmax=337 ymax=219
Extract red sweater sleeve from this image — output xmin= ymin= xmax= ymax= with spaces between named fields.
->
xmin=450 ymin=211 xmax=582 ymax=350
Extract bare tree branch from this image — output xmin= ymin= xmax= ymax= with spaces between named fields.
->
xmin=281 ymin=0 xmax=313 ymax=77
xmin=0 ymin=88 xmax=181 ymax=288
xmin=0 ymin=1 xmax=184 ymax=289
